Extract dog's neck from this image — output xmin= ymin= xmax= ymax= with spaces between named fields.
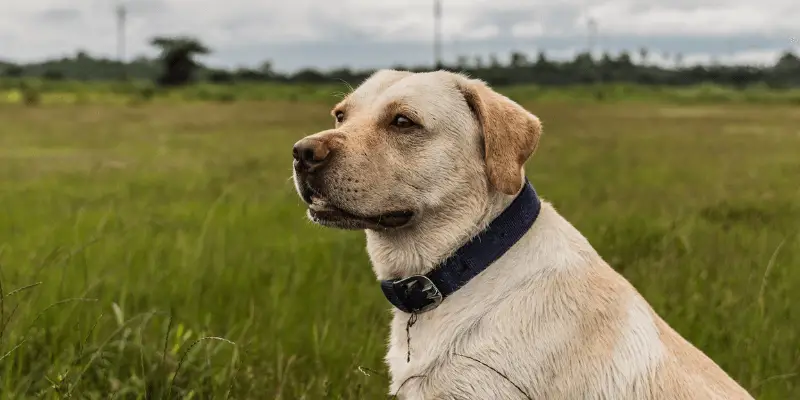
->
xmin=366 ymin=189 xmax=517 ymax=280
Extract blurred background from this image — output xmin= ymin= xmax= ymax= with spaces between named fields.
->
xmin=2 ymin=0 xmax=800 ymax=94
xmin=0 ymin=1 xmax=798 ymax=399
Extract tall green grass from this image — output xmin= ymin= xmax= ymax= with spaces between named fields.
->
xmin=0 ymin=98 xmax=798 ymax=398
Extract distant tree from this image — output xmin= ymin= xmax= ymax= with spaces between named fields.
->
xmin=42 ymin=69 xmax=65 ymax=81
xmin=509 ymin=51 xmax=528 ymax=67
xmin=770 ymin=50 xmax=800 ymax=87
xmin=132 ymin=55 xmax=154 ymax=65
xmin=617 ymin=51 xmax=633 ymax=67
xmin=598 ymin=52 xmax=615 ymax=81
xmin=290 ymin=68 xmax=327 ymax=83
xmin=488 ymin=53 xmax=501 ymax=68
xmin=3 ymin=65 xmax=24 ymax=78
xmin=258 ymin=61 xmax=275 ymax=79
xmin=774 ymin=51 xmax=800 ymax=72
xmin=473 ymin=55 xmax=484 ymax=69
xmin=456 ymin=55 xmax=470 ymax=69
xmin=573 ymin=52 xmax=594 ymax=68
xmin=208 ymin=69 xmax=234 ymax=84
xmin=233 ymin=68 xmax=265 ymax=81
xmin=572 ymin=52 xmax=598 ymax=83
xmin=639 ymin=47 xmax=649 ymax=65
xmin=534 ymin=51 xmax=549 ymax=66
xmin=150 ymin=36 xmax=210 ymax=86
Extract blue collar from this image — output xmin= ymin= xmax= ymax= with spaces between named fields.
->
xmin=380 ymin=179 xmax=542 ymax=314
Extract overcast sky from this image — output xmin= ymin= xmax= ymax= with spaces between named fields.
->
xmin=1 ymin=0 xmax=798 ymax=71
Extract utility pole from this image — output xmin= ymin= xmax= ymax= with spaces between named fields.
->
xmin=434 ymin=0 xmax=442 ymax=69
xmin=116 ymin=2 xmax=127 ymax=63
xmin=587 ymin=17 xmax=598 ymax=57
xmin=116 ymin=1 xmax=127 ymax=80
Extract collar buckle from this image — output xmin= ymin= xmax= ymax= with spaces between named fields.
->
xmin=392 ymin=275 xmax=443 ymax=314
xmin=379 ymin=179 xmax=541 ymax=314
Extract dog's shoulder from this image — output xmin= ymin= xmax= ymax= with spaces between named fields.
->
xmin=388 ymin=202 xmax=662 ymax=398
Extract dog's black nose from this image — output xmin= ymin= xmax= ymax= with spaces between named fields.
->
xmin=293 ymin=137 xmax=330 ymax=173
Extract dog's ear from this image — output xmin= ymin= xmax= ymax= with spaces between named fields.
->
xmin=457 ymin=77 xmax=542 ymax=195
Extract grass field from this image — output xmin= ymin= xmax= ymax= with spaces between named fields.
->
xmin=0 ymin=88 xmax=799 ymax=399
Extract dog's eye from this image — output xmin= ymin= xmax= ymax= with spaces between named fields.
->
xmin=391 ymin=114 xmax=415 ymax=129
xmin=334 ymin=111 xmax=345 ymax=123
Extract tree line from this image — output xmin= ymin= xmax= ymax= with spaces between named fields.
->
xmin=1 ymin=36 xmax=799 ymax=88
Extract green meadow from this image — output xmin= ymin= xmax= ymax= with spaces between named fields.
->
xmin=0 ymin=83 xmax=798 ymax=398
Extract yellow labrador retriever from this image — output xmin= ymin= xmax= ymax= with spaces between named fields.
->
xmin=291 ymin=69 xmax=753 ymax=399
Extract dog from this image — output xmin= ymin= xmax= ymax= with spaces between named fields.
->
xmin=291 ymin=69 xmax=754 ymax=399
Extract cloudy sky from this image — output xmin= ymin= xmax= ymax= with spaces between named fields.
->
xmin=1 ymin=0 xmax=798 ymax=71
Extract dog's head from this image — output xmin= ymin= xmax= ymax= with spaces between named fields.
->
xmin=292 ymin=69 xmax=542 ymax=231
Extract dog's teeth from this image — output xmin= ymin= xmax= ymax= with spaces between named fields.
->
xmin=310 ymin=196 xmax=327 ymax=207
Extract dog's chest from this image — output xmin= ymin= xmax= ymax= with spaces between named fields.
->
xmin=383 ymin=308 xmax=541 ymax=398
xmin=384 ymin=309 xmax=462 ymax=381
xmin=381 ymin=280 xmax=670 ymax=400
xmin=382 ymin=288 xmax=573 ymax=399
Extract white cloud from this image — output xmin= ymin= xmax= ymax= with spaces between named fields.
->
xmin=512 ymin=22 xmax=546 ymax=38
xmin=459 ymin=25 xmax=500 ymax=40
xmin=0 ymin=0 xmax=797 ymax=69
xmin=581 ymin=1 xmax=800 ymax=36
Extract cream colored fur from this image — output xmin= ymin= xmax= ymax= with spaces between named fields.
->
xmin=291 ymin=69 xmax=754 ymax=399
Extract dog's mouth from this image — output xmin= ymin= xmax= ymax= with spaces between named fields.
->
xmin=300 ymin=185 xmax=414 ymax=230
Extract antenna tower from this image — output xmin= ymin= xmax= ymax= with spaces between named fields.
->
xmin=587 ymin=17 xmax=598 ymax=56
xmin=434 ymin=0 xmax=442 ymax=68
xmin=116 ymin=2 xmax=127 ymax=63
